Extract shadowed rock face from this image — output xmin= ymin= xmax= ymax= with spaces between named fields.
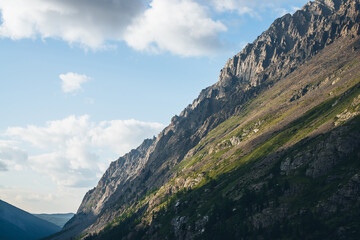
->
xmin=57 ymin=0 xmax=360 ymax=239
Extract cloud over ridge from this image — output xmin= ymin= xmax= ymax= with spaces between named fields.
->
xmin=4 ymin=115 xmax=164 ymax=188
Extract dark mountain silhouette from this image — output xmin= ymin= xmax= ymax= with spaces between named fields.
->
xmin=0 ymin=199 xmax=60 ymax=240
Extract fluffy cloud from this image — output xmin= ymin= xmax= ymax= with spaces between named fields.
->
xmin=0 ymin=0 xmax=227 ymax=56
xmin=124 ymin=0 xmax=227 ymax=56
xmin=0 ymin=140 xmax=28 ymax=171
xmin=5 ymin=115 xmax=164 ymax=188
xmin=60 ymin=72 xmax=90 ymax=93
xmin=0 ymin=0 xmax=144 ymax=49
xmin=0 ymin=0 xmax=306 ymax=56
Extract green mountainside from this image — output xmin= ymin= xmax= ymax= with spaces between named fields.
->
xmin=51 ymin=0 xmax=360 ymax=239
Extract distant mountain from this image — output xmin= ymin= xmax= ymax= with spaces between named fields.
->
xmin=33 ymin=213 xmax=74 ymax=228
xmin=52 ymin=0 xmax=360 ymax=239
xmin=0 ymin=199 xmax=60 ymax=240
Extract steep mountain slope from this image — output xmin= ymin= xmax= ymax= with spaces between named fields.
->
xmin=54 ymin=0 xmax=360 ymax=239
xmin=0 ymin=199 xmax=60 ymax=240
xmin=33 ymin=213 xmax=74 ymax=228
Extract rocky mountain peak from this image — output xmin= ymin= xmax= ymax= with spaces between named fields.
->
xmin=176 ymin=0 xmax=360 ymax=121
xmin=315 ymin=0 xmax=341 ymax=10
xmin=197 ymin=0 xmax=359 ymax=102
xmin=56 ymin=1 xmax=360 ymax=239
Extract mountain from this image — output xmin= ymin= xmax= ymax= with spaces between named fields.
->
xmin=33 ymin=213 xmax=74 ymax=228
xmin=0 ymin=199 xmax=61 ymax=240
xmin=52 ymin=0 xmax=360 ymax=239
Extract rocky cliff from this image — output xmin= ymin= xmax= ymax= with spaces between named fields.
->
xmin=53 ymin=0 xmax=360 ymax=239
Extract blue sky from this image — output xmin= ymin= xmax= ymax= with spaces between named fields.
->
xmin=0 ymin=0 xmax=308 ymax=213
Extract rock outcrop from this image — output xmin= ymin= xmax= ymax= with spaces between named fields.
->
xmin=55 ymin=0 xmax=360 ymax=239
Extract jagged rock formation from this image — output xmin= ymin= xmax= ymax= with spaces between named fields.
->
xmin=194 ymin=0 xmax=360 ymax=101
xmin=53 ymin=0 xmax=360 ymax=239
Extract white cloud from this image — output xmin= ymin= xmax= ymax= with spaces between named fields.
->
xmin=15 ymin=192 xmax=55 ymax=203
xmin=0 ymin=0 xmax=228 ymax=56
xmin=0 ymin=0 xmax=145 ymax=49
xmin=5 ymin=115 xmax=164 ymax=188
xmin=29 ymin=152 xmax=99 ymax=188
xmin=124 ymin=0 xmax=227 ymax=56
xmin=59 ymin=72 xmax=90 ymax=93
xmin=0 ymin=141 xmax=28 ymax=171
xmin=209 ymin=0 xmax=255 ymax=15
xmin=0 ymin=0 xmax=309 ymax=56
xmin=90 ymin=119 xmax=164 ymax=153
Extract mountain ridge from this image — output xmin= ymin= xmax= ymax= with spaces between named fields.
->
xmin=33 ymin=213 xmax=74 ymax=228
xmin=54 ymin=0 xmax=360 ymax=239
xmin=0 ymin=199 xmax=60 ymax=240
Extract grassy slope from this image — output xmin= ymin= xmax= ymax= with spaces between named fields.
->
xmin=83 ymin=37 xmax=360 ymax=240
